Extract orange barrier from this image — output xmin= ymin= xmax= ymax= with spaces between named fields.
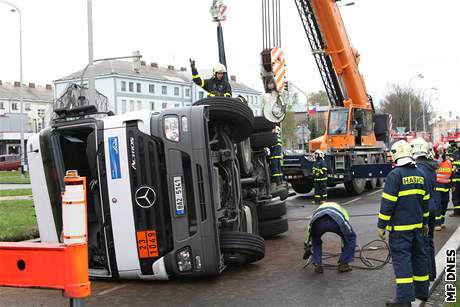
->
xmin=0 ymin=170 xmax=91 ymax=300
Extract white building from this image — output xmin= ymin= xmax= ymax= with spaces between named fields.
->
xmin=54 ymin=60 xmax=263 ymax=116
xmin=0 ymin=81 xmax=53 ymax=155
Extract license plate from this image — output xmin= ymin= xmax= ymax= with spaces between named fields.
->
xmin=136 ymin=230 xmax=159 ymax=259
xmin=173 ymin=176 xmax=185 ymax=216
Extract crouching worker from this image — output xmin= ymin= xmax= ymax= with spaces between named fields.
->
xmin=303 ymin=202 xmax=357 ymax=273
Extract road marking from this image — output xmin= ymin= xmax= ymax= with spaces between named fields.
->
xmin=342 ymin=197 xmax=361 ymax=205
xmin=415 ymin=223 xmax=460 ymax=307
xmin=97 ymin=284 xmax=128 ymax=296
xmin=368 ymin=188 xmax=383 ymax=196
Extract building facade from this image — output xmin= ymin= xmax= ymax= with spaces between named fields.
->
xmin=54 ymin=60 xmax=263 ymax=116
xmin=0 ymin=81 xmax=53 ymax=155
xmin=432 ymin=117 xmax=460 ymax=143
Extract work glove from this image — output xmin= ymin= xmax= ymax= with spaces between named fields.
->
xmin=189 ymin=58 xmax=196 ymax=70
xmin=303 ymin=243 xmax=312 ymax=260
xmin=423 ymin=224 xmax=429 ymax=236
xmin=377 ymin=228 xmax=386 ymax=240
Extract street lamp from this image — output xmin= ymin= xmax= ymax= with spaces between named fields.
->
xmin=408 ymin=73 xmax=424 ymax=132
xmin=1 ymin=0 xmax=24 ymax=172
xmin=421 ymin=87 xmax=438 ymax=132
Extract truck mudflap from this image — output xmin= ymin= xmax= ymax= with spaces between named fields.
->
xmin=350 ymin=163 xmax=393 ymax=179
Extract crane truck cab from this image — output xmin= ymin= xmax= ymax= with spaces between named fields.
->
xmin=27 ymin=85 xmax=273 ymax=280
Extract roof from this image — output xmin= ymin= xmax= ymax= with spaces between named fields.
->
xmin=0 ymin=83 xmax=53 ymax=102
xmin=56 ymin=60 xmax=261 ymax=95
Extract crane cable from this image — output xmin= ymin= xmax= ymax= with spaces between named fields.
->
xmin=262 ymin=0 xmax=281 ymax=49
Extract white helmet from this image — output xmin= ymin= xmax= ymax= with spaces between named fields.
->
xmin=314 ymin=149 xmax=325 ymax=158
xmin=391 ymin=140 xmax=412 ymax=162
xmin=213 ymin=63 xmax=227 ymax=74
xmin=411 ymin=137 xmax=428 ymax=158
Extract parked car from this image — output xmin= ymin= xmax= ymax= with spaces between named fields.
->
xmin=0 ymin=154 xmax=21 ymax=171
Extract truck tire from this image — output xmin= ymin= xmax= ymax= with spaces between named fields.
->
xmin=242 ymin=201 xmax=259 ymax=235
xmin=220 ymin=231 xmax=265 ymax=265
xmin=254 ymin=116 xmax=276 ymax=133
xmin=271 ymin=185 xmax=289 ymax=200
xmin=193 ymin=97 xmax=255 ymax=143
xmin=366 ymin=156 xmax=377 ymax=190
xmin=345 ymin=157 xmax=366 ymax=195
xmin=376 ymin=155 xmax=385 ymax=188
xmin=291 ymin=179 xmax=313 ymax=194
xmin=237 ymin=139 xmax=254 ymax=177
xmin=259 ymin=217 xmax=289 ymax=238
xmin=250 ymin=131 xmax=277 ymax=149
xmin=257 ymin=200 xmax=287 ymax=221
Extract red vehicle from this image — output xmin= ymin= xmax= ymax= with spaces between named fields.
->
xmin=0 ymin=154 xmax=21 ymax=171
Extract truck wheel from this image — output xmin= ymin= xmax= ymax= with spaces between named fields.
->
xmin=376 ymin=155 xmax=385 ymax=187
xmin=237 ymin=139 xmax=254 ymax=177
xmin=366 ymin=156 xmax=377 ymax=190
xmin=257 ymin=200 xmax=287 ymax=221
xmin=242 ymin=202 xmax=259 ymax=235
xmin=250 ymin=131 xmax=277 ymax=149
xmin=220 ymin=231 xmax=265 ymax=265
xmin=271 ymin=185 xmax=289 ymax=200
xmin=345 ymin=157 xmax=366 ymax=195
xmin=291 ymin=180 xmax=313 ymax=194
xmin=254 ymin=116 xmax=276 ymax=133
xmin=193 ymin=97 xmax=255 ymax=143
xmin=259 ymin=217 xmax=289 ymax=238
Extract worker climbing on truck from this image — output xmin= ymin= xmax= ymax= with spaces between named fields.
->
xmin=269 ymin=125 xmax=284 ymax=191
xmin=312 ymin=149 xmax=328 ymax=204
xmin=190 ymin=59 xmax=232 ymax=97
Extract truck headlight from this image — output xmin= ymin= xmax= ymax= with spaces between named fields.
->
xmin=164 ymin=116 xmax=180 ymax=142
xmin=176 ymin=247 xmax=193 ymax=272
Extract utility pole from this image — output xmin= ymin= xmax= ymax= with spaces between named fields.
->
xmin=87 ymin=0 xmax=95 ymax=106
xmin=210 ymin=0 xmax=228 ymax=81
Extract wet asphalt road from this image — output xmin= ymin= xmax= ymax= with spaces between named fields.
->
xmin=1 ymin=186 xmax=459 ymax=307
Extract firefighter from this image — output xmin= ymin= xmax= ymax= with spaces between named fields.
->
xmin=190 ymin=59 xmax=232 ymax=97
xmin=450 ymin=137 xmax=460 ymax=216
xmin=410 ymin=137 xmax=438 ymax=281
xmin=312 ymin=149 xmax=328 ymax=204
xmin=434 ymin=145 xmax=452 ymax=230
xmin=377 ymin=140 xmax=430 ymax=307
xmin=303 ymin=202 xmax=356 ymax=274
xmin=269 ymin=125 xmax=284 ymax=190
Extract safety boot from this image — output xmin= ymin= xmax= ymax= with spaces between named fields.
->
xmin=435 ymin=226 xmax=442 ymax=231
xmin=385 ymin=299 xmax=411 ymax=307
xmin=313 ymin=264 xmax=323 ymax=274
xmin=338 ymin=263 xmax=352 ymax=273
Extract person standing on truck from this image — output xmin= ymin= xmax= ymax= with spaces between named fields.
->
xmin=433 ymin=145 xmax=452 ymax=230
xmin=312 ymin=149 xmax=328 ymax=204
xmin=190 ymin=59 xmax=232 ymax=97
xmin=449 ymin=138 xmax=460 ymax=216
xmin=269 ymin=125 xmax=284 ymax=190
xmin=410 ymin=137 xmax=438 ymax=281
xmin=303 ymin=202 xmax=356 ymax=274
xmin=377 ymin=140 xmax=430 ymax=307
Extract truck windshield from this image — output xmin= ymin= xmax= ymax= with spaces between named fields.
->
xmin=328 ymin=109 xmax=348 ymax=135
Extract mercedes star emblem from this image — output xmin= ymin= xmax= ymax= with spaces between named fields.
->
xmin=135 ymin=186 xmax=157 ymax=209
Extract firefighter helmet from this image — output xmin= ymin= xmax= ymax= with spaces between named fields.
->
xmin=314 ymin=149 xmax=325 ymax=159
xmin=410 ymin=137 xmax=429 ymax=158
xmin=391 ymin=140 xmax=412 ymax=162
xmin=213 ymin=63 xmax=227 ymax=74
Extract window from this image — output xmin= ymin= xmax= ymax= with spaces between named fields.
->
xmin=150 ymin=101 xmax=155 ymax=110
xmin=250 ymin=96 xmax=254 ymax=103
xmin=0 ymin=102 xmax=3 ymax=109
xmin=121 ymin=81 xmax=126 ymax=91
xmin=185 ymin=88 xmax=190 ymax=97
xmin=129 ymin=100 xmax=135 ymax=111
xmin=162 ymin=102 xmax=168 ymax=109
xmin=137 ymin=100 xmax=142 ymax=110
xmin=37 ymin=122 xmax=43 ymax=131
xmin=136 ymin=83 xmax=141 ymax=93
xmin=12 ymin=102 xmax=18 ymax=110
xmin=162 ymin=85 xmax=167 ymax=95
xmin=199 ymin=92 xmax=204 ymax=99
xmin=353 ymin=109 xmax=373 ymax=135
xmin=328 ymin=109 xmax=348 ymax=135
xmin=25 ymin=103 xmax=31 ymax=111
xmin=129 ymin=82 xmax=134 ymax=92
xmin=149 ymin=84 xmax=155 ymax=93
xmin=122 ymin=99 xmax=127 ymax=113
xmin=174 ymin=87 xmax=180 ymax=96
xmin=184 ymin=103 xmax=191 ymax=106
xmin=37 ymin=109 xmax=45 ymax=117
xmin=174 ymin=103 xmax=180 ymax=108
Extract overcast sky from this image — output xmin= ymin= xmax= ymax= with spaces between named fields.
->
xmin=0 ymin=0 xmax=459 ymax=118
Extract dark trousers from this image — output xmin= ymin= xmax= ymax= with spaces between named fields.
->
xmin=314 ymin=180 xmax=327 ymax=203
xmin=426 ymin=204 xmax=436 ymax=281
xmin=311 ymin=215 xmax=356 ymax=265
xmin=389 ymin=230 xmax=429 ymax=303
xmin=434 ymin=191 xmax=450 ymax=225
xmin=452 ymin=183 xmax=460 ymax=215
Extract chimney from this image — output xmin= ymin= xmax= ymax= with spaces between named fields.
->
xmin=14 ymin=81 xmax=20 ymax=87
xmin=168 ymin=65 xmax=174 ymax=71
xmin=45 ymin=84 xmax=52 ymax=90
xmin=180 ymin=67 xmax=187 ymax=72
xmin=141 ymin=60 xmax=146 ymax=66
xmin=230 ymin=75 xmax=236 ymax=81
xmin=150 ymin=62 xmax=158 ymax=68
xmin=28 ymin=82 xmax=35 ymax=88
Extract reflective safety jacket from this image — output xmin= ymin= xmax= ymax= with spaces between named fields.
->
xmin=305 ymin=202 xmax=355 ymax=244
xmin=378 ymin=163 xmax=429 ymax=231
xmin=313 ymin=158 xmax=328 ymax=182
xmin=192 ymin=67 xmax=232 ymax=97
xmin=435 ymin=159 xmax=452 ymax=192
